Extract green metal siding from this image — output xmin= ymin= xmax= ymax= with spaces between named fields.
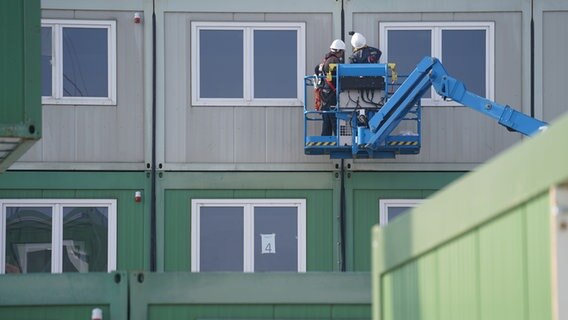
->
xmin=0 ymin=0 xmax=40 ymax=126
xmin=372 ymin=113 xmax=568 ymax=320
xmin=378 ymin=194 xmax=551 ymax=320
xmin=0 ymin=169 xmax=462 ymax=273
xmin=164 ymin=188 xmax=334 ymax=272
xmin=158 ymin=171 xmax=337 ymax=272
xmin=0 ymin=0 xmax=41 ymax=171
xmin=131 ymin=272 xmax=371 ymax=320
xmin=160 ymin=171 xmax=461 ymax=272
xmin=0 ymin=306 xmax=111 ymax=320
xmin=0 ymin=171 xmax=151 ymax=271
xmin=148 ymin=304 xmax=372 ymax=320
xmin=0 ymin=272 xmax=368 ymax=320
xmin=0 ymin=272 xmax=128 ymax=320
xmin=149 ymin=305 xmax=273 ymax=320
xmin=348 ymin=172 xmax=464 ymax=271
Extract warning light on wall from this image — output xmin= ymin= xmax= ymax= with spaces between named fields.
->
xmin=92 ymin=308 xmax=103 ymax=320
xmin=134 ymin=12 xmax=142 ymax=24
xmin=135 ymin=191 xmax=142 ymax=202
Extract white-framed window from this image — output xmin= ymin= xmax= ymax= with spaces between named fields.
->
xmin=0 ymin=199 xmax=117 ymax=274
xmin=41 ymin=19 xmax=117 ymax=105
xmin=379 ymin=199 xmax=423 ymax=226
xmin=191 ymin=22 xmax=306 ymax=106
xmin=191 ymin=199 xmax=306 ymax=272
xmin=379 ymin=22 xmax=494 ymax=106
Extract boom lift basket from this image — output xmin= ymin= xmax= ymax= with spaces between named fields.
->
xmin=303 ymin=57 xmax=547 ymax=160
xmin=304 ymin=63 xmax=421 ymax=159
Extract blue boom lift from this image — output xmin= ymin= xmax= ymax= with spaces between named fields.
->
xmin=304 ymin=56 xmax=548 ymax=159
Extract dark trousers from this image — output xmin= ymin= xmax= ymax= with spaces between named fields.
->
xmin=321 ymin=107 xmax=336 ymax=136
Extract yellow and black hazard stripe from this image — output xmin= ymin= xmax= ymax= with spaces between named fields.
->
xmin=388 ymin=141 xmax=419 ymax=146
xmin=306 ymin=141 xmax=337 ymax=147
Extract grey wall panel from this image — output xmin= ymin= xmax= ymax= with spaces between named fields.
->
xmin=164 ymin=13 xmax=190 ymax=163
xmin=43 ymin=107 xmax=76 ymax=162
xmin=75 ymin=107 xmax=120 ymax=162
xmin=347 ymin=0 xmax=527 ymax=13
xmin=164 ymin=12 xmax=332 ymax=166
xmin=234 ymin=107 xmax=266 ymax=162
xmin=265 ymin=107 xmax=304 ymax=163
xmin=187 ymin=107 xmax=236 ymax=163
xmin=543 ymin=11 xmax=568 ymax=122
xmin=20 ymin=10 xmax=145 ymax=166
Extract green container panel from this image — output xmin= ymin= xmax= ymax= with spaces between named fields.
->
xmin=0 ymin=0 xmax=40 ymax=126
xmin=0 ymin=272 xmax=128 ymax=320
xmin=161 ymin=171 xmax=462 ymax=272
xmin=0 ymin=305 xmax=111 ymax=320
xmin=148 ymin=304 xmax=371 ymax=320
xmin=0 ymin=171 xmax=151 ymax=271
xmin=159 ymin=171 xmax=338 ymax=271
xmin=0 ymin=0 xmax=41 ymax=171
xmin=372 ymin=113 xmax=568 ymax=320
xmin=348 ymin=172 xmax=464 ymax=271
xmin=0 ymin=168 xmax=464 ymax=274
xmin=149 ymin=305 xmax=274 ymax=320
xmin=164 ymin=188 xmax=335 ymax=272
xmin=131 ymin=272 xmax=371 ymax=320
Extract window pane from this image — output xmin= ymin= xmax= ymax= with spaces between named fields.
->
xmin=442 ymin=29 xmax=486 ymax=97
xmin=199 ymin=30 xmax=243 ymax=98
xmin=254 ymin=207 xmax=297 ymax=271
xmin=388 ymin=30 xmax=431 ymax=96
xmin=5 ymin=207 xmax=52 ymax=273
xmin=199 ymin=207 xmax=244 ymax=271
xmin=388 ymin=30 xmax=431 ymax=75
xmin=63 ymin=207 xmax=108 ymax=272
xmin=254 ymin=30 xmax=297 ymax=98
xmin=62 ymin=27 xmax=108 ymax=97
xmin=387 ymin=206 xmax=413 ymax=223
xmin=41 ymin=27 xmax=52 ymax=97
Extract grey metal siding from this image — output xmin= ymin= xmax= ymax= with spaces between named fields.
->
xmin=543 ymin=11 xmax=568 ymax=122
xmin=162 ymin=4 xmax=541 ymax=169
xmin=19 ymin=10 xmax=145 ymax=167
xmin=163 ymin=12 xmax=332 ymax=166
xmin=10 ymin=0 xmax=567 ymax=171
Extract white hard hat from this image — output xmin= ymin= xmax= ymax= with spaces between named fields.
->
xmin=351 ymin=32 xmax=367 ymax=49
xmin=330 ymin=39 xmax=346 ymax=51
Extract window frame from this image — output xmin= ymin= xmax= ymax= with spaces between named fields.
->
xmin=379 ymin=21 xmax=495 ymax=106
xmin=379 ymin=199 xmax=423 ymax=226
xmin=191 ymin=199 xmax=306 ymax=272
xmin=0 ymin=199 xmax=117 ymax=274
xmin=190 ymin=22 xmax=306 ymax=107
xmin=41 ymin=19 xmax=117 ymax=106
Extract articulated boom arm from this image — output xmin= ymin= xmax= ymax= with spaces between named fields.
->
xmin=364 ymin=57 xmax=547 ymax=151
xmin=429 ymin=59 xmax=547 ymax=136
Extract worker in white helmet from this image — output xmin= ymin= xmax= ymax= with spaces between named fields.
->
xmin=349 ymin=32 xmax=382 ymax=64
xmin=316 ymin=39 xmax=345 ymax=76
xmin=314 ymin=39 xmax=345 ymax=136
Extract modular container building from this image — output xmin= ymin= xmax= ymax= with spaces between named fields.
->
xmin=1 ymin=1 xmax=568 ymax=318
xmin=1 ymin=1 xmax=568 ymax=317
xmin=0 ymin=272 xmax=371 ymax=320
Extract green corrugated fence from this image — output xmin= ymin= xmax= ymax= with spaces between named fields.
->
xmin=372 ymin=113 xmax=568 ymax=320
